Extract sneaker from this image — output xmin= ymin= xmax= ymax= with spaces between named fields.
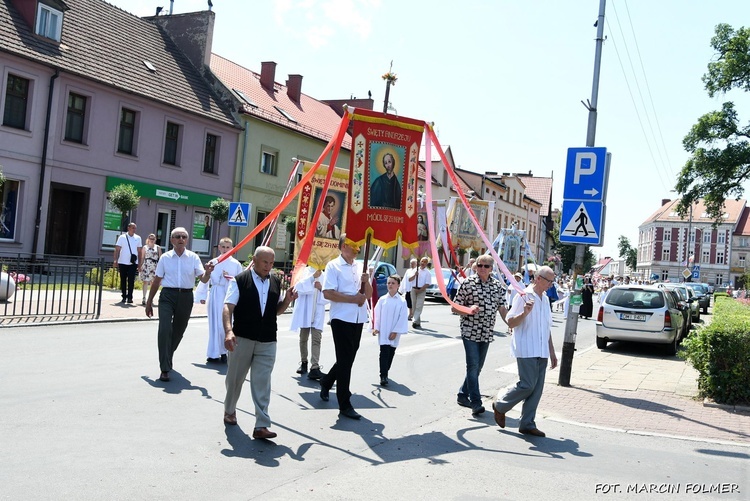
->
xmin=308 ymin=367 xmax=325 ymax=380
xmin=296 ymin=361 xmax=308 ymax=375
xmin=141 ymin=298 xmax=146 ymax=305
xmin=456 ymin=394 xmax=471 ymax=408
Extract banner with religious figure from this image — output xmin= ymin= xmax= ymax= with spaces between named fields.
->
xmin=345 ymin=108 xmax=423 ymax=250
xmin=294 ymin=161 xmax=350 ymax=270
xmin=448 ymin=199 xmax=491 ymax=251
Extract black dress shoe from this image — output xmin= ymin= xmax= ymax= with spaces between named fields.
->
xmin=519 ymin=427 xmax=546 ymax=437
xmin=159 ymin=371 xmax=170 ymax=382
xmin=319 ymin=383 xmax=330 ymax=402
xmin=380 ymin=377 xmax=388 ymax=386
xmin=339 ymin=407 xmax=361 ymax=420
xmin=220 ymin=354 xmax=227 ymax=364
xmin=206 ymin=357 xmax=221 ymax=364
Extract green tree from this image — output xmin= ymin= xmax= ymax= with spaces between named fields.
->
xmin=617 ymin=235 xmax=638 ymax=271
xmin=108 ymin=184 xmax=140 ymax=231
xmin=675 ymin=24 xmax=750 ymax=221
xmin=209 ymin=198 xmax=229 ymax=239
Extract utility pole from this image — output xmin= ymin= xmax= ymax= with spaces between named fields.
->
xmin=382 ymin=61 xmax=397 ymax=114
xmin=559 ymin=0 xmax=606 ymax=387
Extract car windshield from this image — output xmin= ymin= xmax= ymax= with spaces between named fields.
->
xmin=685 ymin=283 xmax=705 ymax=294
xmin=606 ymin=289 xmax=665 ymax=309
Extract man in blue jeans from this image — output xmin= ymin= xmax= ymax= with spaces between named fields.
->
xmin=451 ymin=254 xmax=508 ymax=415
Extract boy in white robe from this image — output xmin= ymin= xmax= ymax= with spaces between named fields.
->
xmin=290 ymin=266 xmax=328 ymax=380
xmin=197 ymin=238 xmax=244 ymax=364
xmin=372 ymin=274 xmax=409 ymax=386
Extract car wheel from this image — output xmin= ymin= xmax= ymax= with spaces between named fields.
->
xmin=666 ymin=334 xmax=678 ymax=356
xmin=702 ymin=305 xmax=708 ymax=314
xmin=596 ymin=336 xmax=607 ymax=349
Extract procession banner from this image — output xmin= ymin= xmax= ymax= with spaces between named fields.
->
xmin=449 ymin=199 xmax=491 ymax=251
xmin=345 ymin=108 xmax=423 ymax=250
xmin=500 ymin=228 xmax=526 ymax=274
xmin=294 ymin=161 xmax=350 ymax=270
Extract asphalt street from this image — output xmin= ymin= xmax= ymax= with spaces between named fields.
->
xmin=1 ymin=301 xmax=747 ymax=500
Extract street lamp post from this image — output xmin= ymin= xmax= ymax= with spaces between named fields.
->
xmin=685 ymin=203 xmax=693 ymax=282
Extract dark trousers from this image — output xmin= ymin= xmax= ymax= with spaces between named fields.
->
xmin=321 ymin=319 xmax=363 ymax=411
xmin=157 ymin=288 xmax=194 ymax=372
xmin=119 ymin=263 xmax=137 ymax=301
xmin=379 ymin=345 xmax=396 ymax=379
xmin=405 ymin=291 xmax=412 ymax=309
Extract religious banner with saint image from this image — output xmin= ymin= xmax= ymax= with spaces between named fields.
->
xmin=294 ymin=161 xmax=350 ymax=270
xmin=448 ymin=199 xmax=491 ymax=251
xmin=345 ymin=108 xmax=423 ymax=250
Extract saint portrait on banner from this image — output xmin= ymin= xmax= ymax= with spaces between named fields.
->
xmin=369 ymin=147 xmax=404 ymax=210
xmin=314 ymin=190 xmax=343 ymax=239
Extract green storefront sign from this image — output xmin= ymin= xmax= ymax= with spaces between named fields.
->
xmin=105 ymin=176 xmax=219 ymax=208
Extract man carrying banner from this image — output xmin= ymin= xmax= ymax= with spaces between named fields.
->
xmin=319 ymin=234 xmax=372 ymax=420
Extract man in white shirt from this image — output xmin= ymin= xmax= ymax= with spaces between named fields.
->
xmin=400 ymin=258 xmax=418 ymax=320
xmin=113 ymin=222 xmax=142 ymax=304
xmin=492 ymin=265 xmax=558 ymax=437
xmin=409 ymin=257 xmax=432 ymax=328
xmin=145 ymin=227 xmax=213 ymax=382
xmin=319 ymin=234 xmax=372 ymax=420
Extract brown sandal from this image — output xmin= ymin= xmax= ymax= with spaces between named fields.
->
xmin=223 ymin=412 xmax=237 ymax=425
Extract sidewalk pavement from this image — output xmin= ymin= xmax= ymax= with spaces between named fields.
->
xmin=3 ymin=291 xmax=749 ymax=446
xmin=538 ymin=346 xmax=750 ymax=446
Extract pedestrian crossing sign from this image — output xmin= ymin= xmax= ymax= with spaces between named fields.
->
xmin=559 ymin=200 xmax=604 ymax=245
xmin=228 ymin=202 xmax=251 ymax=227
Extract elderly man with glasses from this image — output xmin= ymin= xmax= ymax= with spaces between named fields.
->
xmin=146 ymin=227 xmax=213 ymax=382
xmin=492 ymin=265 xmax=558 ymax=437
xmin=451 ymin=254 xmax=508 ymax=416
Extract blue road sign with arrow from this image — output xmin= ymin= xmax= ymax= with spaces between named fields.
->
xmin=560 ymin=147 xmax=610 ymax=246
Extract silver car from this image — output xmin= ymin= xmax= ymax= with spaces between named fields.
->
xmin=595 ymin=285 xmax=686 ymax=355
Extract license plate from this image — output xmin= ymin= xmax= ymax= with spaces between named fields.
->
xmin=621 ymin=313 xmax=647 ymax=321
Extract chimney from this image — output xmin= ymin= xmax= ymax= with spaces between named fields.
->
xmin=146 ymin=11 xmax=215 ymax=72
xmin=286 ymin=74 xmax=303 ymax=103
xmin=661 ymin=198 xmax=671 ymax=206
xmin=260 ymin=62 xmax=277 ymax=91
xmin=485 ymin=171 xmax=498 ymax=176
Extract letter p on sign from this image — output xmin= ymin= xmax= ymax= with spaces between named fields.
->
xmin=574 ymin=152 xmax=597 ymax=184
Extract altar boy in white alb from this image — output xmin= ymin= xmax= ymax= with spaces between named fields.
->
xmin=290 ymin=266 xmax=328 ymax=380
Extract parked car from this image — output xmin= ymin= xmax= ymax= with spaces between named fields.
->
xmin=661 ymin=289 xmax=691 ymax=334
xmin=659 ymin=283 xmax=700 ymax=323
xmin=355 ymin=260 xmax=396 ymax=298
xmin=684 ymin=282 xmax=710 ymax=314
xmin=425 ymin=268 xmax=454 ymax=301
xmin=596 ymin=285 xmax=686 ymax=355
xmin=702 ymin=283 xmax=714 ymax=295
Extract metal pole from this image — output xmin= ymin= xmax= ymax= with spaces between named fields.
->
xmin=559 ymin=0 xmax=606 ymax=387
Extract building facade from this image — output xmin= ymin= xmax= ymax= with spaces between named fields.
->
xmin=637 ymin=198 xmax=746 ymax=286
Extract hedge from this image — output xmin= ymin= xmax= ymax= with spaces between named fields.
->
xmin=680 ymin=295 xmax=750 ymax=405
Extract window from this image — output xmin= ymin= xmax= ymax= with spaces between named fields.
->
xmin=260 ymin=150 xmax=277 ymax=176
xmin=703 ymin=231 xmax=711 ymax=244
xmin=0 ymin=179 xmax=20 ymax=240
xmin=662 ymin=249 xmax=670 ymax=261
xmin=117 ymin=108 xmax=136 ymax=155
xmin=690 ymin=230 xmax=695 ymax=244
xmin=715 ymin=274 xmax=723 ymax=286
xmin=663 ymin=230 xmax=671 ymax=241
xmin=163 ymin=122 xmax=180 ymax=165
xmin=64 ymin=92 xmax=86 ymax=143
xmin=717 ymin=250 xmax=725 ymax=265
xmin=740 ymin=255 xmax=746 ymax=268
xmin=702 ymin=250 xmax=710 ymax=263
xmin=741 ymin=237 xmax=748 ymax=247
xmin=718 ymin=232 xmax=726 ymax=244
xmin=36 ymin=3 xmax=63 ymax=41
xmin=661 ymin=270 xmax=669 ymax=281
xmin=254 ymin=210 xmax=269 ymax=249
xmin=203 ymin=133 xmax=218 ymax=174
xmin=3 ymin=74 xmax=30 ymax=129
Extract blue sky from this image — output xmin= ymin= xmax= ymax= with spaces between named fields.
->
xmin=110 ymin=0 xmax=750 ymax=261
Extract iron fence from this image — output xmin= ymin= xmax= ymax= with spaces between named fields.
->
xmin=0 ymin=253 xmax=105 ymax=322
